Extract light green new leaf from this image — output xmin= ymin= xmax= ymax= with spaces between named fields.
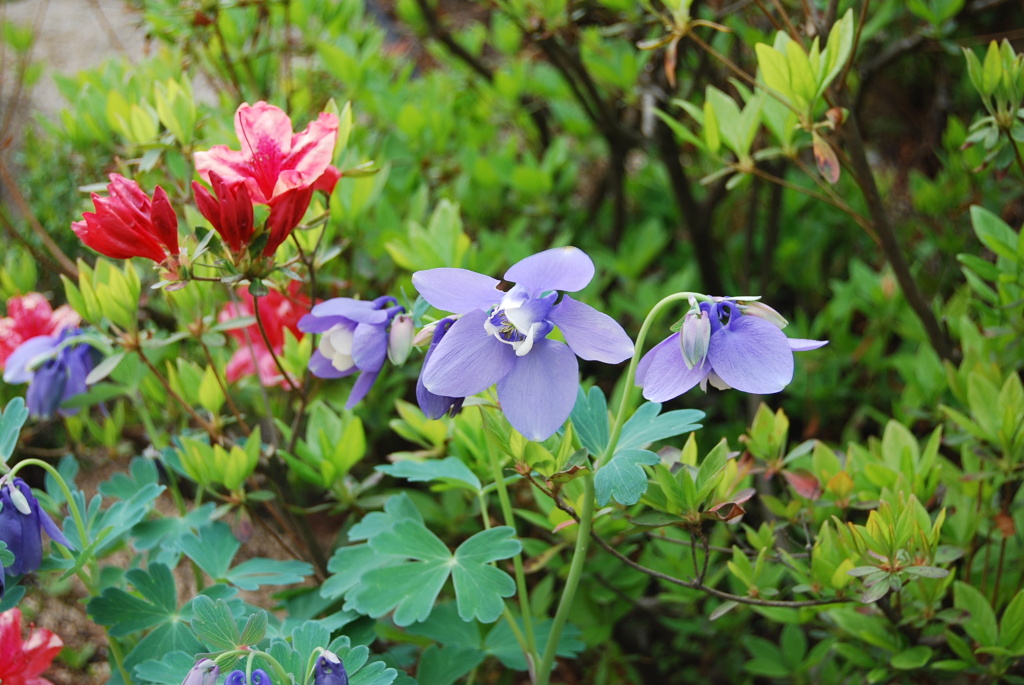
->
xmin=595 ymin=448 xmax=660 ymax=506
xmin=189 ymin=596 xmax=240 ymax=650
xmin=0 ymin=398 xmax=29 ymax=466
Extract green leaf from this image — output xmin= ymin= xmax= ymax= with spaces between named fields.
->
xmin=484 ymin=617 xmax=584 ymax=671
xmin=190 ymin=596 xmax=241 ymax=650
xmin=999 ymin=589 xmax=1024 ymax=653
xmin=180 ymin=522 xmax=239 ymax=580
xmin=376 ymin=456 xmax=481 ymax=491
xmin=89 ymin=564 xmax=180 ymax=636
xmin=891 ymin=645 xmax=933 ymax=670
xmin=451 ymin=527 xmax=521 ymax=623
xmin=346 ymin=520 xmax=520 ymax=626
xmin=955 ymin=581 xmax=999 ymax=647
xmin=616 ymin=402 xmax=704 ymax=452
xmin=133 ymin=652 xmax=198 ymax=685
xmin=239 ymin=610 xmax=269 ymax=647
xmin=417 ymin=644 xmax=484 ymax=685
xmin=595 ymin=448 xmax=660 ymax=506
xmin=226 ymin=557 xmax=314 ymax=592
xmin=970 ymin=205 xmax=1018 ymax=262
xmin=569 ymin=386 xmax=609 ymax=455
xmin=0 ymin=398 xmax=28 ymax=466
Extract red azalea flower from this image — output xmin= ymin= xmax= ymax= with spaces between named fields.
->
xmin=0 ymin=294 xmax=80 ymax=369
xmin=0 ymin=607 xmax=63 ymax=685
xmin=193 ymin=173 xmax=314 ymax=259
xmin=219 ymin=282 xmax=311 ymax=387
xmin=71 ymin=174 xmax=181 ymax=267
xmin=195 ymin=101 xmax=339 ymax=205
xmin=192 ymin=172 xmax=255 ymax=257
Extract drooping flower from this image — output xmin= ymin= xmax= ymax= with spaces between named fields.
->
xmin=0 ymin=607 xmax=63 ymax=685
xmin=220 ymin=283 xmax=310 ymax=387
xmin=298 ymin=296 xmax=405 ymax=409
xmin=71 ymin=174 xmax=181 ymax=272
xmin=636 ymin=298 xmax=827 ymax=401
xmin=225 ymin=669 xmax=273 ymax=685
xmin=0 ymin=294 xmax=80 ymax=369
xmin=2 ymin=328 xmax=97 ymax=418
xmin=413 ymin=247 xmax=634 ymax=441
xmin=313 ymin=650 xmax=348 ymax=685
xmin=415 ymin=318 xmax=465 ymax=420
xmin=194 ymin=101 xmax=339 ymax=205
xmin=179 ymin=659 xmax=219 ymax=685
xmin=0 ymin=478 xmax=71 ymax=580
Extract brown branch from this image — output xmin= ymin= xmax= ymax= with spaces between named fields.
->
xmin=0 ymin=154 xmax=78 ymax=278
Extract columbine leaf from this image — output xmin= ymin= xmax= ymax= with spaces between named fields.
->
xmin=0 ymin=397 xmax=29 ymax=466
xmin=190 ymin=596 xmax=241 ymax=650
xmin=417 ymin=645 xmax=484 ymax=685
xmin=133 ymin=651 xmax=198 ymax=685
xmin=616 ymin=402 xmax=704 ymax=452
xmin=344 ymin=519 xmax=519 ymax=626
xmin=595 ymin=448 xmax=660 ymax=506
xmin=376 ymin=456 xmax=482 ymax=491
xmin=180 ymin=522 xmax=240 ymax=579
xmin=89 ymin=564 xmax=179 ymax=636
xmin=226 ymin=557 xmax=314 ymax=591
xmin=569 ymin=386 xmax=609 ymax=455
xmin=451 ymin=527 xmax=521 ymax=623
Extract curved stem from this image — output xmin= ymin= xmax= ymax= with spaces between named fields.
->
xmin=6 ymin=458 xmax=89 ymax=551
xmin=537 ymin=291 xmax=704 ymax=684
xmin=252 ymin=295 xmax=300 ymax=393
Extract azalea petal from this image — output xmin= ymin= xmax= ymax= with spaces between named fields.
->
xmin=496 ymin=339 xmax=579 ymax=441
xmin=351 ymin=321 xmax=388 ymax=371
xmin=412 ymin=268 xmax=500 ymax=314
xmin=788 ymin=338 xmax=829 ymax=352
xmin=637 ymin=333 xmax=710 ymax=402
xmin=548 ymin=295 xmax=634 ymax=363
xmin=194 ymin=144 xmax=259 ymax=199
xmin=277 ymin=110 xmax=338 ymax=196
xmin=22 ymin=627 xmax=63 ymax=677
xmin=503 ymin=246 xmax=594 ymax=294
xmin=422 ymin=310 xmax=515 ymax=396
xmin=309 ymin=350 xmax=356 ymax=379
xmin=3 ymin=335 xmax=59 ymax=384
xmin=709 ymin=315 xmax=794 ymax=394
xmin=345 ymin=369 xmax=380 ymax=409
xmin=0 ymin=608 xmax=24 ymax=659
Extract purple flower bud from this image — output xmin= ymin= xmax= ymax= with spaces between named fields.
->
xmin=314 ymin=650 xmax=348 ymax=685
xmin=678 ymin=307 xmax=710 ymax=370
xmin=387 ymin=314 xmax=415 ymax=366
xmin=0 ymin=477 xmax=72 ymax=580
xmin=225 ymin=671 xmax=247 ymax=685
xmin=250 ymin=669 xmax=273 ymax=685
xmin=180 ymin=659 xmax=219 ymax=685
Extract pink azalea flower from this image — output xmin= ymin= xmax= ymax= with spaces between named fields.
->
xmin=0 ymin=294 xmax=80 ymax=369
xmin=219 ymin=283 xmax=311 ymax=387
xmin=0 ymin=607 xmax=63 ymax=685
xmin=195 ymin=101 xmax=339 ymax=205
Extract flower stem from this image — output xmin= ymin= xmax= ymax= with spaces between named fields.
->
xmin=535 ymin=291 xmax=701 ymax=684
xmin=7 ymin=457 xmax=90 ymax=556
xmin=486 ymin=436 xmax=538 ymax=664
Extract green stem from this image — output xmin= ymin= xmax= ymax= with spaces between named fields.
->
xmin=105 ymin=632 xmax=131 ymax=684
xmin=487 ymin=440 xmax=538 ymax=663
xmin=7 ymin=458 xmax=90 ymax=553
xmin=535 ymin=291 xmax=703 ymax=684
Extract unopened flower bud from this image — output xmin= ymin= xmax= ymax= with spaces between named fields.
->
xmin=387 ymin=314 xmax=414 ymax=366
xmin=180 ymin=660 xmax=219 ymax=685
xmin=314 ymin=649 xmax=349 ymax=685
xmin=679 ymin=308 xmax=711 ymax=370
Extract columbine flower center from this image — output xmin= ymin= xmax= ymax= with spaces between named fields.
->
xmin=483 ymin=289 xmax=556 ymax=357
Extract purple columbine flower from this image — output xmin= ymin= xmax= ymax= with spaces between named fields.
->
xmin=298 ymin=296 xmax=405 ymax=409
xmin=415 ymin=318 xmax=466 ymax=420
xmin=0 ymin=477 xmax=72 ymax=582
xmin=225 ymin=670 xmax=273 ymax=685
xmin=179 ymin=659 xmax=219 ymax=685
xmin=412 ymin=247 xmax=634 ymax=441
xmin=313 ymin=650 xmax=348 ymax=685
xmin=636 ymin=298 xmax=827 ymax=400
xmin=2 ymin=327 xmax=96 ymax=418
